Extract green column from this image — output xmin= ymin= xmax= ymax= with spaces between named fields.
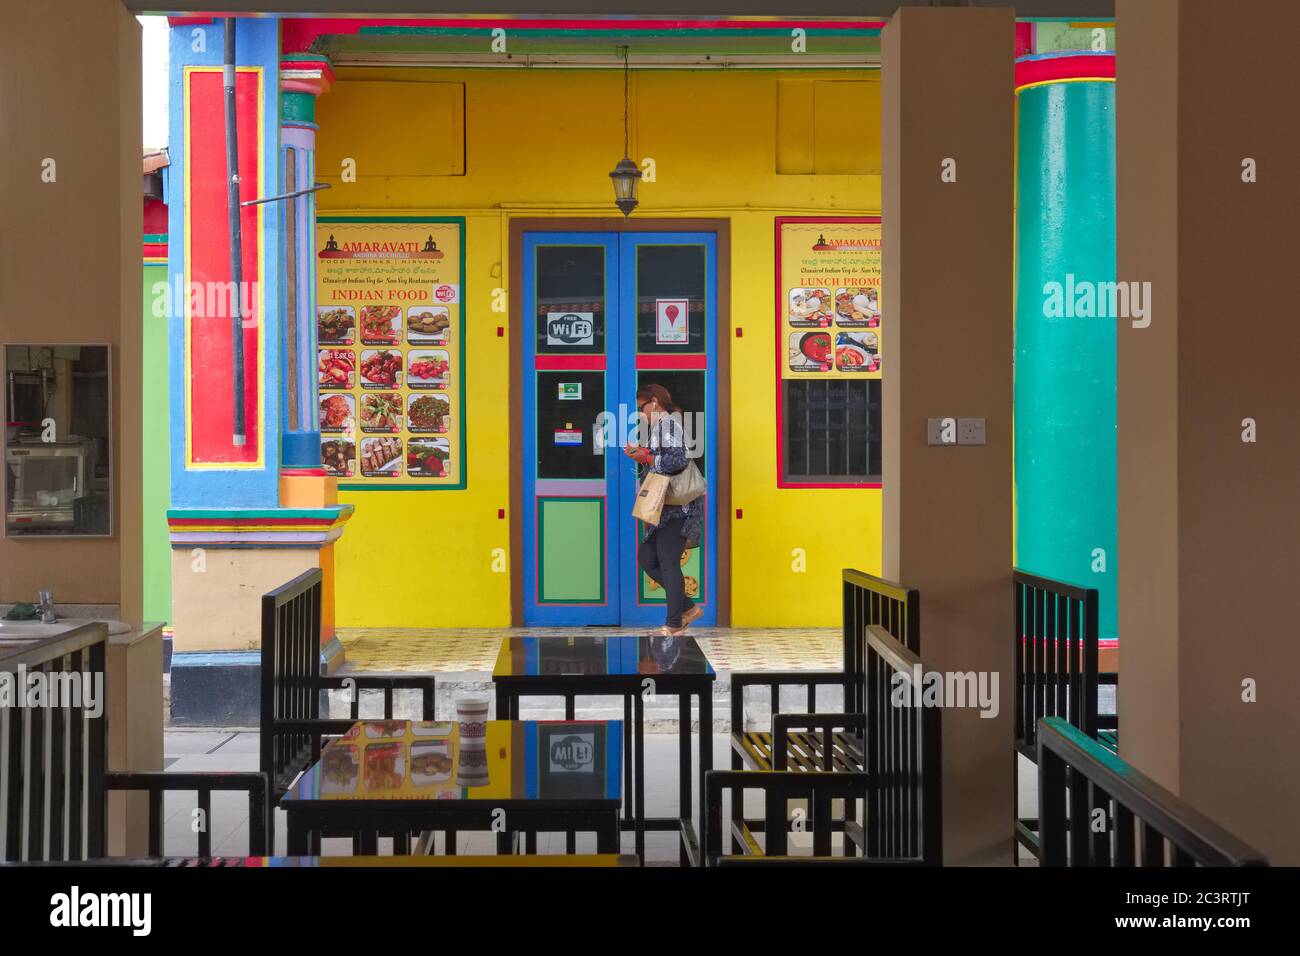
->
xmin=1014 ymin=74 xmax=1117 ymax=638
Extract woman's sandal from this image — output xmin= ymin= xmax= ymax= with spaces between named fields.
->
xmin=680 ymin=606 xmax=704 ymax=629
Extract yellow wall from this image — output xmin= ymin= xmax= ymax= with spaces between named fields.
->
xmin=317 ymin=68 xmax=883 ymax=627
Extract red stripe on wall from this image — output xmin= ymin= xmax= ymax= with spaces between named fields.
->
xmin=188 ymin=69 xmax=261 ymax=464
xmin=535 ymin=354 xmax=607 ymax=370
xmin=635 ymin=354 xmax=708 ymax=370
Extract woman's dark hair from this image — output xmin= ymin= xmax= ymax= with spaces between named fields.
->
xmin=636 ymin=383 xmax=678 ymax=413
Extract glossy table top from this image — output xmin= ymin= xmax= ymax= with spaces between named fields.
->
xmin=492 ymin=634 xmax=716 ymax=680
xmin=282 ymin=720 xmax=622 ymax=805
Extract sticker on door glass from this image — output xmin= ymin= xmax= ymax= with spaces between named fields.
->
xmin=554 ymin=426 xmax=584 ymax=446
xmin=655 ymin=299 xmax=689 ymax=345
xmin=545 ymin=311 xmax=595 ymax=347
xmin=558 ymin=382 xmax=582 ymax=401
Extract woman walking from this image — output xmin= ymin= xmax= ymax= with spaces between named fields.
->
xmin=624 ymin=383 xmax=705 ymax=637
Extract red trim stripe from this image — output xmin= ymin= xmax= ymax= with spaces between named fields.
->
xmin=635 ymin=354 xmax=708 ymax=370
xmin=283 ymin=17 xmax=887 ymax=52
xmin=1015 ymin=53 xmax=1115 ymax=91
xmin=168 ymin=517 xmax=337 ymax=528
xmin=535 ymin=354 xmax=606 ymax=370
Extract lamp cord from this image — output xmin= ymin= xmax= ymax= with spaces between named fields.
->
xmin=622 ymin=45 xmax=630 ymax=158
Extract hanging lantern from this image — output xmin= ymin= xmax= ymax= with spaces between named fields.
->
xmin=609 ymin=45 xmax=641 ymax=217
xmin=609 ymin=156 xmax=641 ymax=217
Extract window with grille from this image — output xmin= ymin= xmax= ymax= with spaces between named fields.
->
xmin=781 ymin=379 xmax=880 ymax=484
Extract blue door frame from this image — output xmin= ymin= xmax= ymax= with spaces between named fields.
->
xmin=522 ymin=231 xmax=718 ymax=627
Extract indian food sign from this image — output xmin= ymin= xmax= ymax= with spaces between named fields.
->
xmin=777 ymin=217 xmax=882 ymax=381
xmin=315 ymin=218 xmax=466 ymax=488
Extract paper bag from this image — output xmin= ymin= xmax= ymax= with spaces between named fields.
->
xmin=633 ymin=471 xmax=670 ymax=526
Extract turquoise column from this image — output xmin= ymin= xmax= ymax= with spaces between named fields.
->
xmin=1014 ymin=53 xmax=1117 ymax=638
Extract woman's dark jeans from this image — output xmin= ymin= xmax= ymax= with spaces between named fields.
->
xmin=637 ymin=512 xmax=695 ymax=628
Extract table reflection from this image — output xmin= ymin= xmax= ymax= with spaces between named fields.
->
xmin=493 ymin=635 xmax=715 ymax=678
xmin=285 ymin=719 xmax=622 ymax=804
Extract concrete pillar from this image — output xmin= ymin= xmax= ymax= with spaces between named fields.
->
xmin=881 ymin=5 xmax=1015 ymax=866
xmin=1117 ymin=0 xmax=1300 ymax=864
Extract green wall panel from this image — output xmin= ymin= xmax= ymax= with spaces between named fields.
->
xmin=142 ymin=264 xmax=172 ymax=625
xmin=539 ymin=497 xmax=605 ymax=603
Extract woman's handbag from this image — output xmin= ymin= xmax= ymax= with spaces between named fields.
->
xmin=632 ymin=471 xmax=670 ymax=526
xmin=664 ymin=458 xmax=706 ymax=506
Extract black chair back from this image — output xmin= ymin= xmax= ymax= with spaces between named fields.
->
xmin=843 ymin=569 xmax=920 ymax=717
xmin=260 ymin=567 xmax=325 ymax=800
xmin=863 ymin=624 xmax=942 ymax=865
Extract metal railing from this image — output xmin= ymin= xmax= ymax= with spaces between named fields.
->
xmin=1013 ymin=569 xmax=1101 ymax=747
xmin=1037 ymin=717 xmax=1267 ymax=867
xmin=1 ymin=623 xmax=109 ymax=862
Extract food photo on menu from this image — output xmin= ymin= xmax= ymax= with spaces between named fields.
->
xmin=358 ymin=304 xmax=402 ymax=344
xmin=835 ymin=331 xmax=880 ymax=372
xmin=407 ymin=349 xmax=451 ymax=389
xmin=834 ymin=287 xmax=881 ymax=328
xmin=789 ymin=330 xmax=834 ymax=372
xmin=317 ymin=305 xmax=356 ymax=345
xmin=360 ymin=436 xmax=403 ymax=476
xmin=320 ymin=744 xmax=359 ymax=795
xmin=406 ymin=305 xmax=451 ymax=344
xmin=319 ymin=393 xmax=355 ymax=433
xmin=407 ymin=393 xmax=450 ymax=433
xmin=321 ymin=438 xmax=356 ymax=478
xmin=359 ymin=392 xmax=403 ymax=432
xmin=318 ymin=348 xmax=356 ymax=389
xmin=363 ymin=742 xmax=405 ymax=791
xmin=407 ymin=437 xmax=450 ymax=478
xmin=787 ymin=287 xmax=834 ymax=327
xmin=360 ymin=348 xmax=403 ymax=388
xmin=409 ymin=740 xmax=454 ymax=787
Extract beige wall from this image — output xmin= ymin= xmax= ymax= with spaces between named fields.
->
xmin=171 ymin=547 xmax=321 ymax=652
xmin=882 ymin=6 xmax=1014 ymax=866
xmin=1118 ymin=0 xmax=1300 ymax=865
xmin=0 ymin=0 xmax=142 ymax=617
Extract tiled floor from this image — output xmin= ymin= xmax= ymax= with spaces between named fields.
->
xmin=337 ymin=626 xmax=842 ymax=674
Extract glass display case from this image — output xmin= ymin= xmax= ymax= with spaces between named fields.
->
xmin=4 ymin=345 xmax=112 ymax=537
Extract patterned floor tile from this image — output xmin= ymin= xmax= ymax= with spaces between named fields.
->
xmin=336 ymin=627 xmax=842 ymax=674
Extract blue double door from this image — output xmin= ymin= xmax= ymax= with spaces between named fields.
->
xmin=522 ymin=230 xmax=718 ymax=627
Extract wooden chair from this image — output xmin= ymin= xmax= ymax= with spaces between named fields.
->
xmin=730 ymin=569 xmax=919 ymax=774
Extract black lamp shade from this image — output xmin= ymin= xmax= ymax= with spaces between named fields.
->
xmin=609 ymin=156 xmax=642 ymax=216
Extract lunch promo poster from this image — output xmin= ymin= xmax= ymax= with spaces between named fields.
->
xmin=777 ymin=217 xmax=882 ymax=381
xmin=315 ymin=219 xmax=465 ymax=488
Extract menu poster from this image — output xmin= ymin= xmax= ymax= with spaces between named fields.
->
xmin=776 ymin=218 xmax=882 ymax=381
xmin=316 ymin=218 xmax=466 ymax=488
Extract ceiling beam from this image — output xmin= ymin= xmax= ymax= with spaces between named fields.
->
xmin=127 ymin=2 xmax=1115 ymax=19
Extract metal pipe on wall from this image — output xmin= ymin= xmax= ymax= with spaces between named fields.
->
xmin=223 ymin=17 xmax=247 ymax=447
